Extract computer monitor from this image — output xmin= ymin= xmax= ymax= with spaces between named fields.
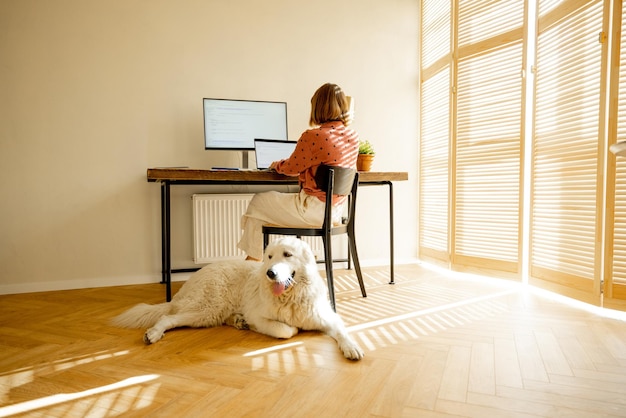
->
xmin=203 ymin=98 xmax=288 ymax=151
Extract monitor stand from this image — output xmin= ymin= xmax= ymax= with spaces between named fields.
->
xmin=241 ymin=150 xmax=251 ymax=169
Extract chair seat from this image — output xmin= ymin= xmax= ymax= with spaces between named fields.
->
xmin=263 ymin=224 xmax=348 ymax=237
xmin=264 ymin=220 xmax=343 ymax=228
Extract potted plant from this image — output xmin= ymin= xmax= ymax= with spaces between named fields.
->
xmin=357 ymin=140 xmax=375 ymax=171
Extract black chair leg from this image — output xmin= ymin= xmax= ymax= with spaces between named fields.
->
xmin=322 ymin=234 xmax=336 ymax=312
xmin=348 ymin=232 xmax=366 ymax=298
xmin=263 ymin=233 xmax=269 ymax=250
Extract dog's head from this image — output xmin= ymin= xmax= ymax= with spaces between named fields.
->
xmin=263 ymin=237 xmax=318 ymax=297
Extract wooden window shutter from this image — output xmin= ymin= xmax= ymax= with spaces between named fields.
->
xmin=530 ymin=0 xmax=604 ymax=305
xmin=605 ymin=0 xmax=626 ymax=309
xmin=419 ymin=0 xmax=452 ymax=263
xmin=452 ymin=1 xmax=525 ymax=275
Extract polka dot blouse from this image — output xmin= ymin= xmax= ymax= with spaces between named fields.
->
xmin=273 ymin=121 xmax=359 ymax=202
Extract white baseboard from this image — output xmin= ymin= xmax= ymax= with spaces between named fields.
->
xmin=0 ymin=274 xmax=163 ymax=296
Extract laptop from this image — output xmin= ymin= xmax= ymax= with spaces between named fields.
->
xmin=254 ymin=139 xmax=297 ymax=170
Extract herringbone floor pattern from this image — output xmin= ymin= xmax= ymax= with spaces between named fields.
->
xmin=2 ymin=263 xmax=626 ymax=417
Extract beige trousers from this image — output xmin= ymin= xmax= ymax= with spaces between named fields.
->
xmin=237 ymin=189 xmax=343 ymax=260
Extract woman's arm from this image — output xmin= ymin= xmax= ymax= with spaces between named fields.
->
xmin=272 ymin=130 xmax=316 ymax=175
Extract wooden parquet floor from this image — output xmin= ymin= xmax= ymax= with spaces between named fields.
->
xmin=2 ymin=263 xmax=626 ymax=417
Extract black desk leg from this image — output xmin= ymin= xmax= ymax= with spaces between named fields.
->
xmin=160 ymin=182 xmax=166 ymax=285
xmin=387 ymin=181 xmax=395 ymax=284
xmin=160 ymin=181 xmax=172 ymax=301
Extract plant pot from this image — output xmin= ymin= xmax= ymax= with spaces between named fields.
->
xmin=357 ymin=154 xmax=374 ymax=171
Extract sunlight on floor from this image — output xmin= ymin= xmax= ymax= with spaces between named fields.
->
xmin=0 ymin=374 xmax=159 ymax=417
xmin=0 ymin=350 xmax=159 ymax=417
xmin=347 ymin=288 xmax=517 ymax=333
xmin=244 ymin=341 xmax=303 ymax=357
xmin=421 ymin=260 xmax=626 ymax=322
xmin=0 ymin=350 xmax=130 ymax=406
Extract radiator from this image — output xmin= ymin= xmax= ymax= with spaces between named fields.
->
xmin=192 ymin=194 xmax=326 ymax=264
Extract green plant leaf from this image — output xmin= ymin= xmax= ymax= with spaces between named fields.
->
xmin=358 ymin=140 xmax=375 ymax=154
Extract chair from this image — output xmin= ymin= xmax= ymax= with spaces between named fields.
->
xmin=262 ymin=164 xmax=367 ymax=311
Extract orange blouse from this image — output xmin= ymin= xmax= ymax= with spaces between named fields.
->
xmin=273 ymin=121 xmax=359 ymax=203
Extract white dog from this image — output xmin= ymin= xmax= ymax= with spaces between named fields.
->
xmin=112 ymin=237 xmax=364 ymax=360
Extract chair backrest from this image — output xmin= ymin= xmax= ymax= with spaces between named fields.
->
xmin=314 ymin=164 xmax=356 ymax=196
xmin=314 ymin=165 xmax=359 ymax=230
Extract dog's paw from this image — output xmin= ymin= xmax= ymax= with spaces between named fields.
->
xmin=270 ymin=324 xmax=299 ymax=339
xmin=225 ymin=313 xmax=250 ymax=330
xmin=340 ymin=341 xmax=365 ymax=361
xmin=248 ymin=320 xmax=298 ymax=339
xmin=143 ymin=327 xmax=163 ymax=344
xmin=284 ymin=326 xmax=299 ymax=338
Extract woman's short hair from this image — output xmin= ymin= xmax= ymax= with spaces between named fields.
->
xmin=309 ymin=83 xmax=351 ymax=126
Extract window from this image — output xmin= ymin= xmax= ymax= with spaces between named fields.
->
xmin=420 ymin=1 xmax=526 ymax=275
xmin=606 ymin=0 xmax=626 ymax=309
xmin=419 ymin=0 xmax=452 ymax=262
xmin=420 ymin=0 xmax=622 ymax=308
xmin=454 ymin=15 xmax=524 ymax=273
xmin=530 ymin=0 xmax=604 ymax=304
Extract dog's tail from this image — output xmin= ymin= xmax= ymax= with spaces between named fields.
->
xmin=111 ymin=303 xmax=171 ymax=329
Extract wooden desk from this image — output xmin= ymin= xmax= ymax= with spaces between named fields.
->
xmin=147 ymin=168 xmax=408 ymax=301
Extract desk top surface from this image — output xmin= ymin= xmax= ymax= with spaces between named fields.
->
xmin=147 ymin=168 xmax=408 ymax=183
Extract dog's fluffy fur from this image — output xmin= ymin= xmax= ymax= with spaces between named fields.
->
xmin=112 ymin=237 xmax=364 ymax=360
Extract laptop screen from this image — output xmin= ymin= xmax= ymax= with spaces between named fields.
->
xmin=254 ymin=139 xmax=297 ymax=169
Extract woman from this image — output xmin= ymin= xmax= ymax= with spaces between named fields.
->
xmin=237 ymin=83 xmax=359 ymax=261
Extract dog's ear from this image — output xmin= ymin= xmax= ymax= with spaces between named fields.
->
xmin=291 ymin=238 xmax=315 ymax=265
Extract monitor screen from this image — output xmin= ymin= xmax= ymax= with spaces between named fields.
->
xmin=203 ymin=98 xmax=288 ymax=150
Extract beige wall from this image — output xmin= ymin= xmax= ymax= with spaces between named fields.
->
xmin=0 ymin=0 xmax=419 ymax=293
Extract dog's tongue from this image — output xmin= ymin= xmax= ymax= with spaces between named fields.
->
xmin=272 ymin=282 xmax=286 ymax=296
